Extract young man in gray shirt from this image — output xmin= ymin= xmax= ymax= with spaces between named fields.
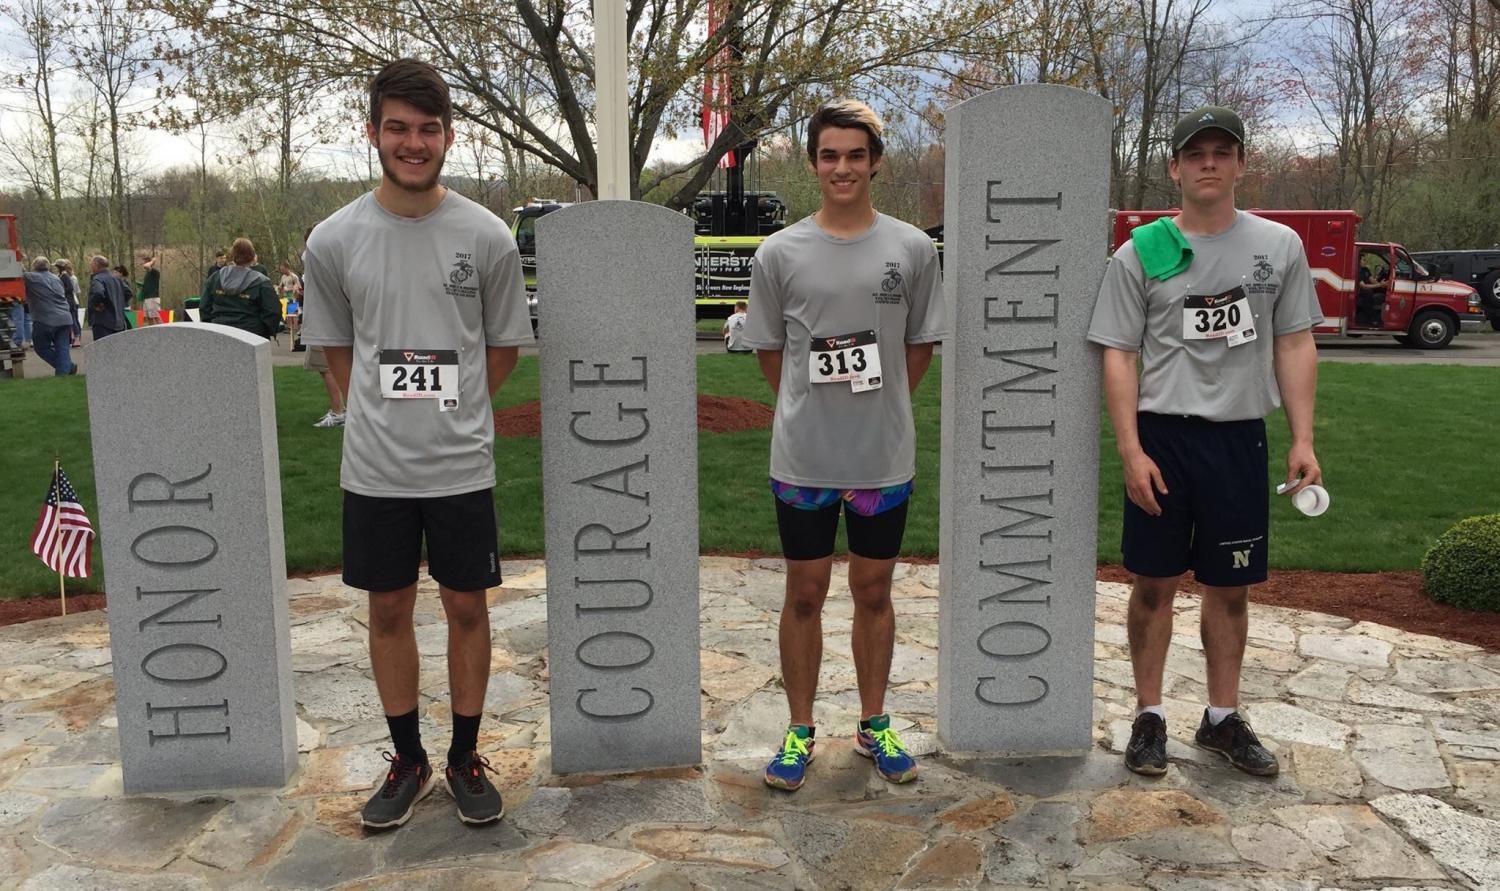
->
xmin=1088 ymin=107 xmax=1322 ymax=778
xmin=301 ymin=58 xmax=533 ymax=830
xmin=742 ymin=99 xmax=947 ymax=791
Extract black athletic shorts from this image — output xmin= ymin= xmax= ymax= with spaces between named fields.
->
xmin=775 ymin=496 xmax=909 ymax=561
xmin=1122 ymin=412 xmax=1269 ymax=587
xmin=342 ymin=488 xmax=501 ymax=593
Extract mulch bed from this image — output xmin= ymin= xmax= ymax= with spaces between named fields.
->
xmin=1097 ymin=566 xmax=1499 ymax=651
xmin=495 ymin=396 xmax=773 ymax=437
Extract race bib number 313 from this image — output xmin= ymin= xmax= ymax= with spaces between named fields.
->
xmin=379 ymin=349 xmax=459 ymax=399
xmin=809 ymin=330 xmax=882 ymax=392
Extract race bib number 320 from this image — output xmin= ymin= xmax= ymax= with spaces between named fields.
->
xmin=809 ymin=330 xmax=882 ymax=392
xmin=379 ymin=349 xmax=459 ymax=399
xmin=1182 ymin=286 xmax=1256 ymax=347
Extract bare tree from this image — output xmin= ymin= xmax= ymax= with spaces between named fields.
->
xmin=159 ymin=0 xmax=997 ymax=206
xmin=66 ymin=0 xmax=161 ymax=260
xmin=1285 ymin=0 xmax=1436 ymax=230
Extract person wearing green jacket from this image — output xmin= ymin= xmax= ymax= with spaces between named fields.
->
xmin=201 ymin=237 xmax=283 ymax=339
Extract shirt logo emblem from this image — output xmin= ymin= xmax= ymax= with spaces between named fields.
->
xmin=881 ymin=268 xmax=903 ymax=292
xmin=449 ymin=257 xmax=475 ymax=285
xmin=1253 ymin=259 xmax=1274 ymax=282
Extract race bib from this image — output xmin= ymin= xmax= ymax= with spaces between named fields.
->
xmin=1182 ymin=286 xmax=1256 ymax=347
xmin=379 ymin=349 xmax=459 ymax=400
xmin=809 ymin=330 xmax=882 ymax=392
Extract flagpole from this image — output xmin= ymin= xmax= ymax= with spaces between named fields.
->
xmin=52 ymin=454 xmax=66 ymax=616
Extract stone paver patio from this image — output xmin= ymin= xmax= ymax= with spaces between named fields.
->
xmin=2 ymin=557 xmax=1498 ymax=889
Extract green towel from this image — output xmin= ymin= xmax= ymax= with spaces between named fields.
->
xmin=1129 ymin=217 xmax=1193 ymax=281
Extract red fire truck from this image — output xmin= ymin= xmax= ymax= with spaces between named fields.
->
xmin=1113 ymin=210 xmax=1485 ymax=349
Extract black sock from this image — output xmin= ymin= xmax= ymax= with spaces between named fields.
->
xmin=386 ymin=708 xmax=426 ymax=764
xmin=448 ymin=712 xmax=482 ymax=767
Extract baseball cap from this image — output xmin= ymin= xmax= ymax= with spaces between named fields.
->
xmin=1172 ymin=106 xmax=1245 ymax=152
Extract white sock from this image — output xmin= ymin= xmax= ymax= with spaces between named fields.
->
xmin=1207 ymin=705 xmax=1237 ymax=725
xmin=1136 ymin=704 xmax=1166 ymax=720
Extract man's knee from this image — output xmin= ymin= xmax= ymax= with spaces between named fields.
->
xmin=368 ymin=589 xmax=416 ymax=636
xmin=1131 ymin=576 xmax=1179 ymax=613
xmin=1203 ymin=585 xmax=1249 ymax=618
xmin=848 ymin=575 xmax=894 ymax=613
xmin=442 ymin=590 xmax=489 ymax=631
xmin=784 ymin=576 xmax=829 ymax=621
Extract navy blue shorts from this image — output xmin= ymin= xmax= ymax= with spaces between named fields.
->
xmin=342 ymin=488 xmax=501 ymax=593
xmin=1122 ymin=412 xmax=1268 ymax=587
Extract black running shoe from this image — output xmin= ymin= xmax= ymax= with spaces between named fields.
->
xmin=360 ymin=751 xmax=436 ymax=829
xmin=1124 ymin=712 xmax=1168 ymax=776
xmin=1195 ymin=710 xmax=1279 ymax=776
xmin=445 ymin=751 xmax=504 ymax=825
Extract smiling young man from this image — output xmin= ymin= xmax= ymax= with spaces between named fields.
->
xmin=1087 ymin=106 xmax=1322 ymax=778
xmin=741 ymin=99 xmax=947 ymax=792
xmin=300 ymin=58 xmax=534 ymax=830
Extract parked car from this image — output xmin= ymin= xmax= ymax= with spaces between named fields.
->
xmin=1410 ymin=249 xmax=1500 ymax=331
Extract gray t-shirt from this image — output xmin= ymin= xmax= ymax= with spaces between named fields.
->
xmin=1087 ymin=211 xmax=1322 ymax=422
xmin=742 ymin=213 xmax=947 ymax=488
xmin=300 ymin=190 xmax=533 ymax=498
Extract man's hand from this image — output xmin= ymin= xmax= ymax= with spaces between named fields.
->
xmin=1283 ymin=443 xmax=1321 ymax=495
xmin=1122 ymin=448 xmax=1168 ymax=516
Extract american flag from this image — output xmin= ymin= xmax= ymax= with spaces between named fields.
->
xmin=29 ymin=467 xmax=94 ymax=578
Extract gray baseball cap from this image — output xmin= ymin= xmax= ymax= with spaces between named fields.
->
xmin=1172 ymin=106 xmax=1245 ymax=152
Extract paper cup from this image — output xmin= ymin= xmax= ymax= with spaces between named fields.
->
xmin=1292 ymin=485 xmax=1330 ymax=517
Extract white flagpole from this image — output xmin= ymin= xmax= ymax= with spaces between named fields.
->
xmin=594 ymin=0 xmax=630 ymax=200
xmin=51 ymin=455 xmax=66 ymax=616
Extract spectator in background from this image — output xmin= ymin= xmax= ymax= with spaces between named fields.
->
xmin=204 ymin=249 xmax=227 ymax=285
xmin=201 ymin=237 xmax=282 ymax=339
xmin=278 ymin=262 xmax=301 ymax=302
xmin=139 ymin=254 xmax=160 ymax=308
xmin=88 ymin=255 xmax=131 ymax=342
xmin=55 ymin=259 xmax=79 ymax=322
xmin=25 ymin=257 xmax=80 ymax=375
xmin=723 ymin=300 xmax=752 ymax=353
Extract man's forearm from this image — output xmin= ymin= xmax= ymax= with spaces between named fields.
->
xmin=757 ymin=349 xmax=783 ymax=396
xmin=1274 ymin=329 xmax=1318 ymax=446
xmin=486 ymin=346 xmax=519 ymax=398
xmin=325 ymin=346 xmax=354 ymax=401
xmin=1101 ymin=348 xmax=1144 ymax=456
xmin=905 ymin=342 xmax=935 ymax=392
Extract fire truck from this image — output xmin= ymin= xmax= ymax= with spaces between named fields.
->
xmin=511 ymin=188 xmax=785 ymax=328
xmin=1113 ymin=209 xmax=1485 ymax=349
xmin=0 ymin=214 xmax=26 ymax=376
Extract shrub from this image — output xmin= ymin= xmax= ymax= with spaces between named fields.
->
xmin=1421 ymin=514 xmax=1500 ymax=612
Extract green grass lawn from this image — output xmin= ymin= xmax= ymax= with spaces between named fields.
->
xmin=1 ymin=357 xmax=1494 ymax=598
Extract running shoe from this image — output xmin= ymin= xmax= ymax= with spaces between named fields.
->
xmin=855 ymin=714 xmax=917 ymax=783
xmin=764 ymin=724 xmax=815 ymax=790
xmin=1124 ymin=711 xmax=1168 ymax=776
xmin=445 ymin=751 xmax=505 ymax=824
xmin=360 ymin=752 xmax=436 ymax=829
xmin=1195 ymin=710 xmax=1279 ymax=776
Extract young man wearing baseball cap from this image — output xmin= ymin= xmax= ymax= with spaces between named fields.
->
xmin=1087 ymin=106 xmax=1323 ymax=777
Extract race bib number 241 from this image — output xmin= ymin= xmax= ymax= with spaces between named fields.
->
xmin=379 ymin=349 xmax=459 ymax=399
